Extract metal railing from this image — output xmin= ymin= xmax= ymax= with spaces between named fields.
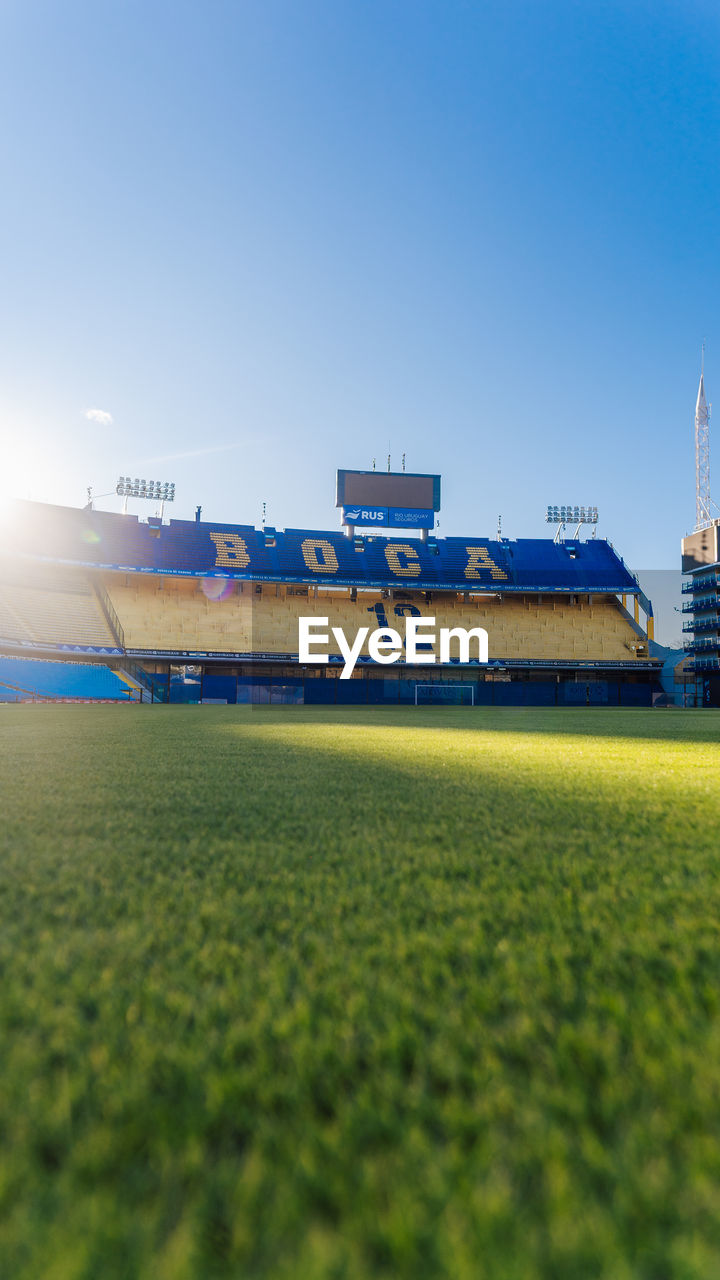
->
xmin=688 ymin=655 xmax=720 ymax=671
xmin=683 ymin=618 xmax=720 ymax=633
xmin=120 ymin=660 xmax=155 ymax=701
xmin=682 ymin=573 xmax=720 ymax=594
xmin=93 ymin=581 xmax=125 ymax=650
xmin=681 ymin=596 xmax=720 ymax=613
xmin=683 ymin=638 xmax=720 ymax=653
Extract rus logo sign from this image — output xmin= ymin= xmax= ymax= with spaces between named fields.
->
xmin=299 ymin=616 xmax=489 ymax=679
xmin=344 ymin=508 xmax=386 ymax=523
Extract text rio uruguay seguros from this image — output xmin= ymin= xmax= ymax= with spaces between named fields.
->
xmin=298 ymin=616 xmax=489 ymax=679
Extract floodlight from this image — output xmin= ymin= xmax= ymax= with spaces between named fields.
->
xmin=546 ymin=504 xmax=598 ymax=524
xmin=116 ymin=476 xmax=176 ymax=502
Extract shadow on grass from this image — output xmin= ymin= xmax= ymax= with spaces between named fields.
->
xmin=4 ymin=700 xmax=719 ymax=749
xmin=230 ymin=701 xmax=720 ymax=748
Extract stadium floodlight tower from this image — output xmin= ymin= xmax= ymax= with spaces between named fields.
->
xmin=546 ymin=505 xmax=598 ymax=542
xmin=116 ymin=477 xmax=176 ymax=520
xmin=695 ymin=355 xmax=712 ymax=531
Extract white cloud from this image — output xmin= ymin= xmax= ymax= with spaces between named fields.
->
xmin=85 ymin=407 xmax=113 ymax=426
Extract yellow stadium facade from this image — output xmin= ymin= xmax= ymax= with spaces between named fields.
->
xmin=0 ymin=500 xmax=661 ymax=706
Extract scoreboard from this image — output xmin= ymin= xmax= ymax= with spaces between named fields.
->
xmin=335 ymin=470 xmax=441 ymax=512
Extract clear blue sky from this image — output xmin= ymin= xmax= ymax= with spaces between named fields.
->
xmin=1 ymin=0 xmax=718 ymax=573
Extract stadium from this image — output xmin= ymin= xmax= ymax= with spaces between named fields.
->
xmin=0 ymin=472 xmax=662 ymax=706
xmin=7 ymin=4 xmax=720 ymax=1275
xmin=3 ymin=492 xmax=719 ymax=1277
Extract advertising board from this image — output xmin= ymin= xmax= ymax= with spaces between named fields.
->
xmin=341 ymin=506 xmax=434 ymax=528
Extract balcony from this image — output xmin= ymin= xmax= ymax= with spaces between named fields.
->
xmin=683 ymin=637 xmax=720 ymax=653
xmin=682 ymin=574 xmax=720 ymax=594
xmin=687 ymin=655 xmax=720 ymax=672
xmin=682 ymin=618 xmax=720 ymax=633
xmin=681 ymin=593 xmax=720 ymax=612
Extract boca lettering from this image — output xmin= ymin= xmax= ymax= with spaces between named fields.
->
xmin=465 ymin=546 xmax=508 ymax=581
xmin=209 ymin=532 xmax=250 ymax=568
xmin=385 ymin=543 xmax=421 ymax=577
xmin=301 ymin=538 xmax=340 ymax=574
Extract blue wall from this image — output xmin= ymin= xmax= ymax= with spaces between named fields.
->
xmin=0 ymin=657 xmax=654 ymax=706
xmin=205 ymin=674 xmax=653 ymax=708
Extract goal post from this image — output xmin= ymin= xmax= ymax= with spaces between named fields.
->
xmin=414 ymin=683 xmax=475 ymax=706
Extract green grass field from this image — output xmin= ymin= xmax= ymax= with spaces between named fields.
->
xmin=2 ymin=705 xmax=720 ymax=1279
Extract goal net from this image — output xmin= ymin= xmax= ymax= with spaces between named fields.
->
xmin=414 ymin=684 xmax=475 ymax=706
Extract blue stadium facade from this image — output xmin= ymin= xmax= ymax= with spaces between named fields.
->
xmin=6 ymin=500 xmax=639 ymax=594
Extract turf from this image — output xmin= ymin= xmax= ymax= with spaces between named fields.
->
xmin=2 ymin=705 xmax=720 ymax=1279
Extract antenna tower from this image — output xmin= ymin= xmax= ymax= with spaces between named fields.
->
xmin=696 ymin=344 xmax=712 ymax=530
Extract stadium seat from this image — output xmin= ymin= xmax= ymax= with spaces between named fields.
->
xmin=103 ymin=577 xmax=645 ymax=664
xmin=0 ymin=655 xmax=133 ymax=700
xmin=0 ymin=562 xmax=119 ymax=651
